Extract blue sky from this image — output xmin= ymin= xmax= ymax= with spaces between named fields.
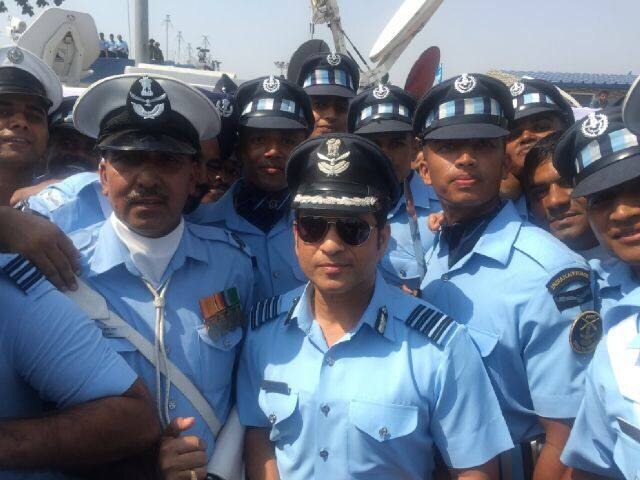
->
xmin=2 ymin=0 xmax=639 ymax=84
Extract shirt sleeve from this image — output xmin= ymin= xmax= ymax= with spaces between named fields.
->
xmin=561 ymin=343 xmax=623 ymax=477
xmin=11 ymin=282 xmax=137 ymax=408
xmin=236 ymin=328 xmax=270 ymax=428
xmin=431 ymin=326 xmax=514 ymax=468
xmin=520 ymin=282 xmax=592 ymax=419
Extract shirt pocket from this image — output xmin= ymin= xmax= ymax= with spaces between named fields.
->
xmin=258 ymin=389 xmax=300 ymax=443
xmin=614 ymin=419 xmax=640 ymax=479
xmin=196 ymin=325 xmax=242 ymax=392
xmin=348 ymin=399 xmax=419 ymax=477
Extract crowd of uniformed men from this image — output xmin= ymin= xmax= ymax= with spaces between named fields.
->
xmin=2 ymin=40 xmax=640 ymax=480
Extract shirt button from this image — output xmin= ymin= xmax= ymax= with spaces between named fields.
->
xmin=320 ymin=404 xmax=330 ymax=415
xmin=325 ymin=356 xmax=335 ymax=366
xmin=168 ymin=400 xmax=177 ymax=410
xmin=319 ymin=448 xmax=329 ymax=460
xmin=165 ymin=346 xmax=171 ymax=355
xmin=268 ymin=413 xmax=277 ymax=424
xmin=441 ymin=274 xmax=449 ymax=281
xmin=273 ymin=271 xmax=280 ymax=279
xmin=400 ymin=269 xmax=407 ymax=277
xmin=379 ymin=427 xmax=389 ymax=439
xmin=223 ymin=339 xmax=231 ymax=348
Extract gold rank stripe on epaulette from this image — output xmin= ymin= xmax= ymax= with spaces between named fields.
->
xmin=250 ymin=295 xmax=281 ymax=330
xmin=405 ymin=304 xmax=454 ymax=345
xmin=2 ymin=255 xmax=44 ymax=293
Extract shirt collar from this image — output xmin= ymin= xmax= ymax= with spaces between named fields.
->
xmin=288 ymin=272 xmax=397 ymax=343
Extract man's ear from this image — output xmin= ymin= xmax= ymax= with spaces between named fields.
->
xmin=416 ymin=148 xmax=432 ymax=185
xmin=98 ymin=159 xmax=109 ymax=196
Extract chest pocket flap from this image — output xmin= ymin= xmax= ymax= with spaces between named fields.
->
xmin=350 ymin=400 xmax=418 ymax=442
xmin=466 ymin=326 xmax=499 ymax=358
xmin=258 ymin=389 xmax=299 ymax=441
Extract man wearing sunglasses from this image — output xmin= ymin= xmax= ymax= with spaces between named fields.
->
xmin=551 ymin=108 xmax=640 ymax=479
xmin=237 ymin=133 xmax=513 ymax=480
xmin=416 ymin=73 xmax=596 ymax=479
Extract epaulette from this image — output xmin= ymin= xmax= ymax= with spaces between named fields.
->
xmin=515 ymin=224 xmax=587 ymax=273
xmin=188 ymin=224 xmax=253 ymax=258
xmin=404 ymin=304 xmax=455 ymax=346
xmin=249 ymin=295 xmax=282 ymax=330
xmin=1 ymin=254 xmax=44 ymax=294
xmin=546 ymin=267 xmax=593 ymax=311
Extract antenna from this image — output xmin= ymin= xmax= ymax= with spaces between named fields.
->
xmin=161 ymin=14 xmax=172 ymax=61
xmin=202 ymin=35 xmax=210 ymax=51
xmin=186 ymin=42 xmax=193 ymax=64
xmin=176 ymin=30 xmax=184 ymax=64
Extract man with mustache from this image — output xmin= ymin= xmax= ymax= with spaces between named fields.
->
xmin=554 ymin=108 xmax=640 ymax=479
xmin=0 ymin=46 xmax=62 ymax=206
xmin=190 ymin=76 xmax=314 ymax=301
xmin=416 ymin=73 xmax=597 ymax=479
xmin=237 ymin=133 xmax=512 ymax=480
xmin=65 ymin=74 xmax=255 ymax=480
xmin=502 ymin=78 xmax=575 ymax=219
xmin=523 ymin=131 xmax=603 ymax=260
xmin=296 ymin=52 xmax=359 ymax=137
xmin=347 ymin=82 xmax=441 ymax=292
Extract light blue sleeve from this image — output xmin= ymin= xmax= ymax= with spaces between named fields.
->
xmin=431 ymin=327 xmax=514 ymax=468
xmin=11 ymin=282 xmax=138 ymax=408
xmin=521 ymin=285 xmax=591 ymax=418
xmin=236 ymin=328 xmax=270 ymax=428
xmin=561 ymin=343 xmax=622 ymax=477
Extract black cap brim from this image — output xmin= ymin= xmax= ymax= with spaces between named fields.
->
xmin=423 ymin=123 xmax=510 ymax=140
xmin=239 ymin=115 xmax=308 ymax=131
xmin=97 ymin=130 xmax=197 ymax=155
xmin=355 ymin=119 xmax=413 ymax=135
xmin=572 ymin=153 xmax=640 ymax=198
xmin=0 ymin=89 xmax=51 ymax=109
xmin=514 ymin=105 xmax=566 ymax=122
xmin=304 ymin=84 xmax=355 ymax=98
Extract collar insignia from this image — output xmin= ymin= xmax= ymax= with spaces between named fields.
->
xmin=454 ymin=73 xmax=476 ymax=94
xmin=373 ymin=83 xmax=390 ymax=100
xmin=128 ymin=76 xmax=168 ymax=120
xmin=510 ymin=81 xmax=525 ymax=97
xmin=581 ymin=112 xmax=609 ymax=138
xmin=263 ymin=75 xmax=280 ymax=94
xmin=327 ymin=53 xmax=341 ymax=66
xmin=7 ymin=47 xmax=24 ymax=64
xmin=215 ymin=98 xmax=234 ymax=118
xmin=317 ymin=138 xmax=351 ymax=176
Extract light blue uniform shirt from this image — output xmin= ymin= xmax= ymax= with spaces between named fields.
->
xmin=0 ymin=257 xmax=137 ymax=480
xmin=69 ymin=219 xmax=255 ymax=460
xmin=380 ymin=172 xmax=440 ymax=290
xmin=590 ymin=256 xmax=639 ymax=326
xmin=562 ymin=286 xmax=640 ymax=479
xmin=420 ymin=201 xmax=594 ymax=444
xmin=237 ymin=273 xmax=513 ymax=479
xmin=189 ymin=181 xmax=307 ymax=301
xmin=27 ymin=173 xmax=109 ymax=234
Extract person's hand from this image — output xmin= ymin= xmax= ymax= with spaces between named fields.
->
xmin=159 ymin=417 xmax=208 ymax=480
xmin=0 ymin=207 xmax=80 ymax=291
xmin=428 ymin=212 xmax=444 ymax=232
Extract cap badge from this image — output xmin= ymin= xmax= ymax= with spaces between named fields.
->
xmin=327 ymin=53 xmax=342 ymax=66
xmin=581 ymin=112 xmax=609 ymax=138
xmin=510 ymin=81 xmax=525 ymax=97
xmin=7 ymin=47 xmax=24 ymax=64
xmin=317 ymin=138 xmax=351 ymax=177
xmin=454 ymin=73 xmax=476 ymax=94
xmin=129 ymin=76 xmax=168 ymax=120
xmin=215 ymin=98 xmax=234 ymax=118
xmin=263 ymin=75 xmax=281 ymax=94
xmin=373 ymin=83 xmax=390 ymax=100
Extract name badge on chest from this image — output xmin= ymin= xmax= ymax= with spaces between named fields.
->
xmin=199 ymin=287 xmax=244 ymax=341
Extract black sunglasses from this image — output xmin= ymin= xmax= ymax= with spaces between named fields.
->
xmin=295 ymin=216 xmax=377 ymax=246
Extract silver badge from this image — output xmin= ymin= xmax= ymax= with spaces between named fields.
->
xmin=129 ymin=76 xmax=167 ymax=120
xmin=263 ymin=75 xmax=280 ymax=94
xmin=215 ymin=98 xmax=234 ymax=118
xmin=7 ymin=47 xmax=24 ymax=64
xmin=317 ymin=138 xmax=351 ymax=177
xmin=373 ymin=83 xmax=390 ymax=100
xmin=581 ymin=112 xmax=609 ymax=138
xmin=510 ymin=81 xmax=525 ymax=97
xmin=454 ymin=73 xmax=476 ymax=94
xmin=327 ymin=53 xmax=341 ymax=66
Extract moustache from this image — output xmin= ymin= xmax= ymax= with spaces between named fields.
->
xmin=126 ymin=187 xmax=169 ymax=203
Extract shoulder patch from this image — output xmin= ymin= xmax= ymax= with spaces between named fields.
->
xmin=405 ymin=304 xmax=455 ymax=346
xmin=249 ymin=295 xmax=282 ymax=330
xmin=546 ymin=267 xmax=593 ymax=311
xmin=1 ymin=254 xmax=44 ymax=293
